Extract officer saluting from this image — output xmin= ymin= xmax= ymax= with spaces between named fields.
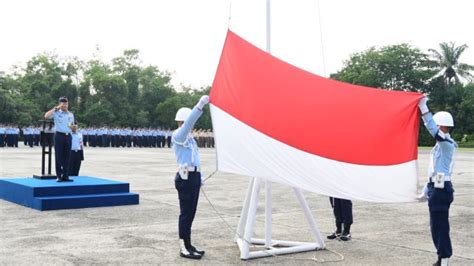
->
xmin=418 ymin=97 xmax=457 ymax=266
xmin=44 ymin=96 xmax=75 ymax=182
xmin=172 ymin=95 xmax=209 ymax=260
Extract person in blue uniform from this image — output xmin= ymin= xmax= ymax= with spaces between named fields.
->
xmin=33 ymin=127 xmax=41 ymax=146
xmin=418 ymin=97 xmax=457 ymax=266
xmin=68 ymin=122 xmax=84 ymax=177
xmin=24 ymin=126 xmax=34 ymax=147
xmin=44 ymin=96 xmax=75 ymax=182
xmin=327 ymin=197 xmax=353 ymax=241
xmin=172 ymin=95 xmax=209 ymax=260
xmin=0 ymin=125 xmax=5 ymax=147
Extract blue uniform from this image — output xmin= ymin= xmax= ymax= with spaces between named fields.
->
xmin=422 ymin=112 xmax=457 ymax=259
xmin=0 ymin=127 xmax=5 ymax=147
xmin=69 ymin=132 xmax=84 ymax=176
xmin=52 ymin=110 xmax=74 ymax=180
xmin=172 ymin=107 xmax=202 ymax=168
xmin=53 ymin=111 xmax=74 ymax=133
xmin=5 ymin=128 xmax=13 ymax=147
xmin=172 ymin=106 xmax=203 ymax=240
xmin=14 ymin=128 xmax=19 ymax=147
xmin=33 ymin=128 xmax=40 ymax=146
xmin=23 ymin=127 xmax=34 ymax=147
xmin=329 ymin=197 xmax=353 ymax=231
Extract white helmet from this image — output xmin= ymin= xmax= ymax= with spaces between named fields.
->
xmin=175 ymin=107 xmax=192 ymax=122
xmin=433 ymin=111 xmax=454 ymax=127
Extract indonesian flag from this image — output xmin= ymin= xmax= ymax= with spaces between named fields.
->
xmin=210 ymin=30 xmax=423 ymax=202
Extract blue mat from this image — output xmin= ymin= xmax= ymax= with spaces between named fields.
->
xmin=0 ymin=176 xmax=139 ymax=211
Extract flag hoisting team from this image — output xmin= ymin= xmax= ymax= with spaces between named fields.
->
xmin=35 ymin=93 xmax=458 ymax=264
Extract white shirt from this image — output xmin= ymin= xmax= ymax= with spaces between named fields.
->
xmin=71 ymin=132 xmax=83 ymax=151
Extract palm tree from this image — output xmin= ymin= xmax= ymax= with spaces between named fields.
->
xmin=429 ymin=42 xmax=474 ymax=85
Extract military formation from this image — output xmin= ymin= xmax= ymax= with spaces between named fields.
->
xmin=0 ymin=125 xmax=214 ymax=149
xmin=0 ymin=125 xmax=39 ymax=147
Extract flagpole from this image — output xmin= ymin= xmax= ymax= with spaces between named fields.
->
xmin=266 ymin=0 xmax=271 ymax=53
xmin=264 ymin=0 xmax=272 ymax=250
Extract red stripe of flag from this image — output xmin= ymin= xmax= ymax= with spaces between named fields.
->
xmin=211 ymin=30 xmax=422 ymax=165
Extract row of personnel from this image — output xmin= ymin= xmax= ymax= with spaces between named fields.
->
xmin=0 ymin=125 xmax=215 ymax=148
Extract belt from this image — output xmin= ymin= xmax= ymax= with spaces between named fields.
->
xmin=429 ymin=176 xmax=451 ymax=182
xmin=186 ymin=166 xmax=200 ymax=172
xmin=56 ymin=131 xmax=70 ymax=136
xmin=72 ymin=150 xmax=81 ymax=152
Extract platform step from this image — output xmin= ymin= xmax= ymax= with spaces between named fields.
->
xmin=0 ymin=176 xmax=140 ymax=211
xmin=34 ymin=192 xmax=139 ymax=211
xmin=1 ymin=176 xmax=130 ymax=197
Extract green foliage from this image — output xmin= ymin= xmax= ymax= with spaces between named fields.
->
xmin=0 ymin=50 xmax=211 ymax=129
xmin=429 ymin=42 xmax=474 ymax=85
xmin=331 ymin=44 xmax=435 ymax=92
xmin=332 ymin=44 xmax=474 ymax=145
xmin=1 ymin=43 xmax=471 ymax=142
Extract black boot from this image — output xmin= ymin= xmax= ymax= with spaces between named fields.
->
xmin=179 ymin=239 xmax=201 ymax=260
xmin=188 ymin=237 xmax=205 ymax=255
xmin=62 ymin=175 xmax=73 ymax=182
xmin=340 ymin=224 xmax=351 ymax=241
xmin=327 ymin=223 xmax=342 ymax=240
xmin=432 ymin=257 xmax=441 ymax=266
xmin=190 ymin=245 xmax=205 ymax=256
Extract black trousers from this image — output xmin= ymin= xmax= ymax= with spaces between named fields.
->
xmin=27 ymin=135 xmax=34 ymax=147
xmin=175 ymin=171 xmax=201 ymax=240
xmin=54 ymin=133 xmax=72 ymax=178
xmin=330 ymin=197 xmax=353 ymax=226
xmin=69 ymin=150 xmax=84 ymax=176
xmin=428 ymin=182 xmax=454 ymax=258
xmin=34 ymin=134 xmax=40 ymax=146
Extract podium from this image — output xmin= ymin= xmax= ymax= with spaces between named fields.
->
xmin=0 ymin=176 xmax=139 ymax=211
xmin=33 ymin=119 xmax=56 ymax=179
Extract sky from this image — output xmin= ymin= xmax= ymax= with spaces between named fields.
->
xmin=1 ymin=0 xmax=473 ymax=88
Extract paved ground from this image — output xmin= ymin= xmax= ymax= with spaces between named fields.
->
xmin=0 ymin=146 xmax=473 ymax=265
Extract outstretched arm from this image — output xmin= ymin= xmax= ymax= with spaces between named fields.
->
xmin=418 ymin=97 xmax=438 ymax=137
xmin=174 ymin=96 xmax=209 ymax=143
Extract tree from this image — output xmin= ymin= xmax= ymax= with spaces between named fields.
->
xmin=155 ymin=95 xmax=186 ymax=128
xmin=331 ymin=44 xmax=473 ymax=146
xmin=429 ymin=42 xmax=474 ymax=85
xmin=82 ymin=102 xmax=116 ymax=126
xmin=331 ymin=44 xmax=435 ymax=93
xmin=154 ymin=87 xmax=211 ymax=129
xmin=139 ymin=66 xmax=174 ymax=126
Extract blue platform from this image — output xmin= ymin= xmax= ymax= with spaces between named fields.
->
xmin=0 ymin=176 xmax=139 ymax=211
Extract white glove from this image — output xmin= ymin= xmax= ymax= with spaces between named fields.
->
xmin=418 ymin=96 xmax=429 ymax=114
xmin=417 ymin=193 xmax=427 ymax=202
xmin=196 ymin=95 xmax=209 ymax=110
xmin=417 ymin=183 xmax=428 ymax=202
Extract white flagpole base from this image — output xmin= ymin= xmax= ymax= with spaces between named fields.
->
xmin=235 ymin=179 xmax=325 ymax=260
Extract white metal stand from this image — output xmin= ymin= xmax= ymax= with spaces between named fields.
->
xmin=235 ymin=177 xmax=325 ymax=259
